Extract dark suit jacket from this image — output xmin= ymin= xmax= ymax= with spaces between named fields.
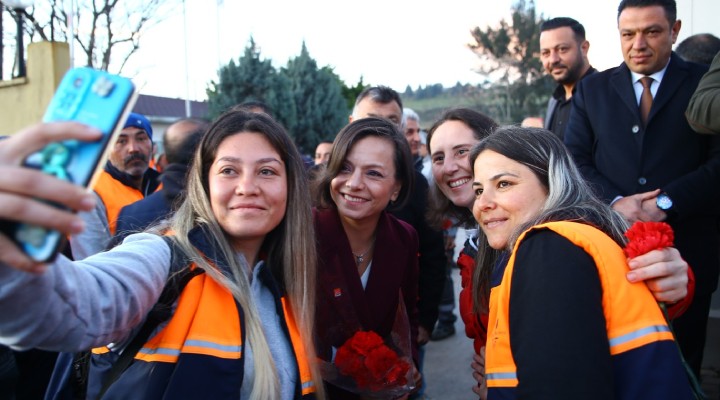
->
xmin=390 ymin=169 xmax=446 ymax=332
xmin=314 ymin=208 xmax=420 ymax=365
xmin=565 ymin=53 xmax=720 ymax=294
xmin=543 ymin=96 xmax=559 ymax=131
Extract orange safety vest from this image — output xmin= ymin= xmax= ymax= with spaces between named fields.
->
xmin=92 ymin=262 xmax=316 ymax=398
xmin=92 ymin=170 xmax=145 ymax=235
xmin=486 ymin=221 xmax=688 ymax=399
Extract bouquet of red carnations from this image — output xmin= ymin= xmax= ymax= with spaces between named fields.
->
xmin=334 ymin=330 xmax=412 ymax=392
xmin=318 ymin=294 xmax=416 ymax=398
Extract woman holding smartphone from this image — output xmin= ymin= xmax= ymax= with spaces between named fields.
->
xmin=0 ymin=111 xmax=324 ymax=399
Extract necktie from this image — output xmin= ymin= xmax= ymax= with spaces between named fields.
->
xmin=639 ymin=76 xmax=654 ymax=126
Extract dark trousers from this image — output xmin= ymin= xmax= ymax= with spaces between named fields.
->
xmin=437 ymin=251 xmax=457 ymax=325
xmin=673 ymin=292 xmax=712 ymax=379
xmin=11 ymin=349 xmax=58 ymax=400
xmin=0 ymin=346 xmax=18 ymax=400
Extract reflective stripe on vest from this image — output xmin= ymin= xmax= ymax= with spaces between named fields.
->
xmin=136 ymin=266 xmax=243 ymax=362
xmin=92 ymin=261 xmax=316 ymax=397
xmin=93 ymin=170 xmax=144 ymax=235
xmin=486 ymin=221 xmax=674 ymax=392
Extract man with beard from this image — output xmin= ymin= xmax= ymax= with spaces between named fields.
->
xmin=111 ymin=118 xmax=207 ymax=246
xmin=540 ymin=17 xmax=596 ymax=140
xmin=70 ymin=112 xmax=161 ymax=259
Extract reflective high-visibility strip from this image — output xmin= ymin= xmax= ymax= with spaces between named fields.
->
xmin=609 ymin=324 xmax=674 ymax=355
xmin=139 ymin=340 xmax=242 ymax=361
xmin=487 ymin=372 xmax=517 ymax=380
xmin=139 ymin=346 xmax=181 ymax=357
xmin=182 ymin=339 xmax=242 ymax=359
xmin=183 ymin=339 xmax=242 ymax=354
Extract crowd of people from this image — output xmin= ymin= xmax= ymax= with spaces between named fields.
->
xmin=1 ymin=0 xmax=719 ymax=399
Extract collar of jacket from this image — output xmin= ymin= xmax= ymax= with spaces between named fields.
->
xmin=104 ymin=161 xmax=161 ymax=196
xmin=186 ymin=224 xmax=282 ymax=295
xmin=159 ymin=163 xmax=188 ymax=202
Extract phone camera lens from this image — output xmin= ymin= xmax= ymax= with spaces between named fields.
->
xmin=73 ymin=78 xmax=83 ymax=88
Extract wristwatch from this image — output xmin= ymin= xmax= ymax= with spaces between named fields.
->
xmin=656 ymin=193 xmax=673 ymax=211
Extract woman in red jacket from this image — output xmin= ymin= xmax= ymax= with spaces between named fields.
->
xmin=425 ymin=108 xmax=694 ymax=398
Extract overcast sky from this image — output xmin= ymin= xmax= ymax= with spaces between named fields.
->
xmin=118 ymin=0 xmax=710 ymax=101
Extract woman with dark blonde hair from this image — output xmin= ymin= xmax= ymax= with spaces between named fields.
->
xmin=0 ymin=111 xmax=323 ymax=399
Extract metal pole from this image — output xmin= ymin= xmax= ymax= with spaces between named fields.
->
xmin=1 ymin=1 xmax=5 ymax=80
xmin=182 ymin=0 xmax=190 ymax=117
xmin=13 ymin=7 xmax=24 ymax=78
xmin=68 ymin=0 xmax=75 ymax=67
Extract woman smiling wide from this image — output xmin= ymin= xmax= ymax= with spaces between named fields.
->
xmin=470 ymin=126 xmax=693 ymax=399
xmin=313 ymin=117 xmax=420 ymax=399
xmin=425 ymin=108 xmax=693 ymax=398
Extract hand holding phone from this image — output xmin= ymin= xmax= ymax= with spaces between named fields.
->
xmin=0 ymin=123 xmax=100 ymax=271
xmin=0 ymin=68 xmax=137 ymax=263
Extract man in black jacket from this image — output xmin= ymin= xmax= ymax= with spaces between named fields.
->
xmin=539 ymin=17 xmax=597 ymax=140
xmin=564 ymin=0 xmax=718 ymax=376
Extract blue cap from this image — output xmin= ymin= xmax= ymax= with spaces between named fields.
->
xmin=123 ymin=112 xmax=153 ymax=140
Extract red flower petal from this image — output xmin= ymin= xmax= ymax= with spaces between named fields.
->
xmin=623 ymin=221 xmax=674 ymax=258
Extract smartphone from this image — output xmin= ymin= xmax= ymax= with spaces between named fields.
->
xmin=0 ymin=67 xmax=137 ymax=262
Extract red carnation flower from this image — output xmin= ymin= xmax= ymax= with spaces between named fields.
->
xmin=623 ymin=221 xmax=674 ymax=259
xmin=365 ymin=345 xmax=398 ymax=380
xmin=333 ymin=330 xmax=412 ymax=393
xmin=335 ymin=345 xmax=363 ymax=376
xmin=348 ymin=330 xmax=384 ymax=356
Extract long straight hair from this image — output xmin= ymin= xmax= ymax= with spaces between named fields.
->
xmin=165 ymin=110 xmax=323 ymax=399
xmin=468 ymin=126 xmax=629 ymax=312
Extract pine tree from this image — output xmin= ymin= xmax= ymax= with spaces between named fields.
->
xmin=281 ymin=43 xmax=348 ymax=153
xmin=206 ymin=37 xmax=297 ymax=133
xmin=469 ymin=0 xmax=552 ymax=123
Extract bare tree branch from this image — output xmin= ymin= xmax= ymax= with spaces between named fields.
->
xmin=8 ymin=0 xmax=178 ymax=72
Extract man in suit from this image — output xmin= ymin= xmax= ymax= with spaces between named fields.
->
xmin=540 ymin=17 xmax=597 ymax=140
xmin=565 ymin=0 xmax=719 ymax=377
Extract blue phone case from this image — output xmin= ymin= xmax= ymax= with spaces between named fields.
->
xmin=3 ymin=67 xmax=137 ymax=262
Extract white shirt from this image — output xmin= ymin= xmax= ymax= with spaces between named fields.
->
xmin=630 ymin=58 xmax=671 ymax=104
